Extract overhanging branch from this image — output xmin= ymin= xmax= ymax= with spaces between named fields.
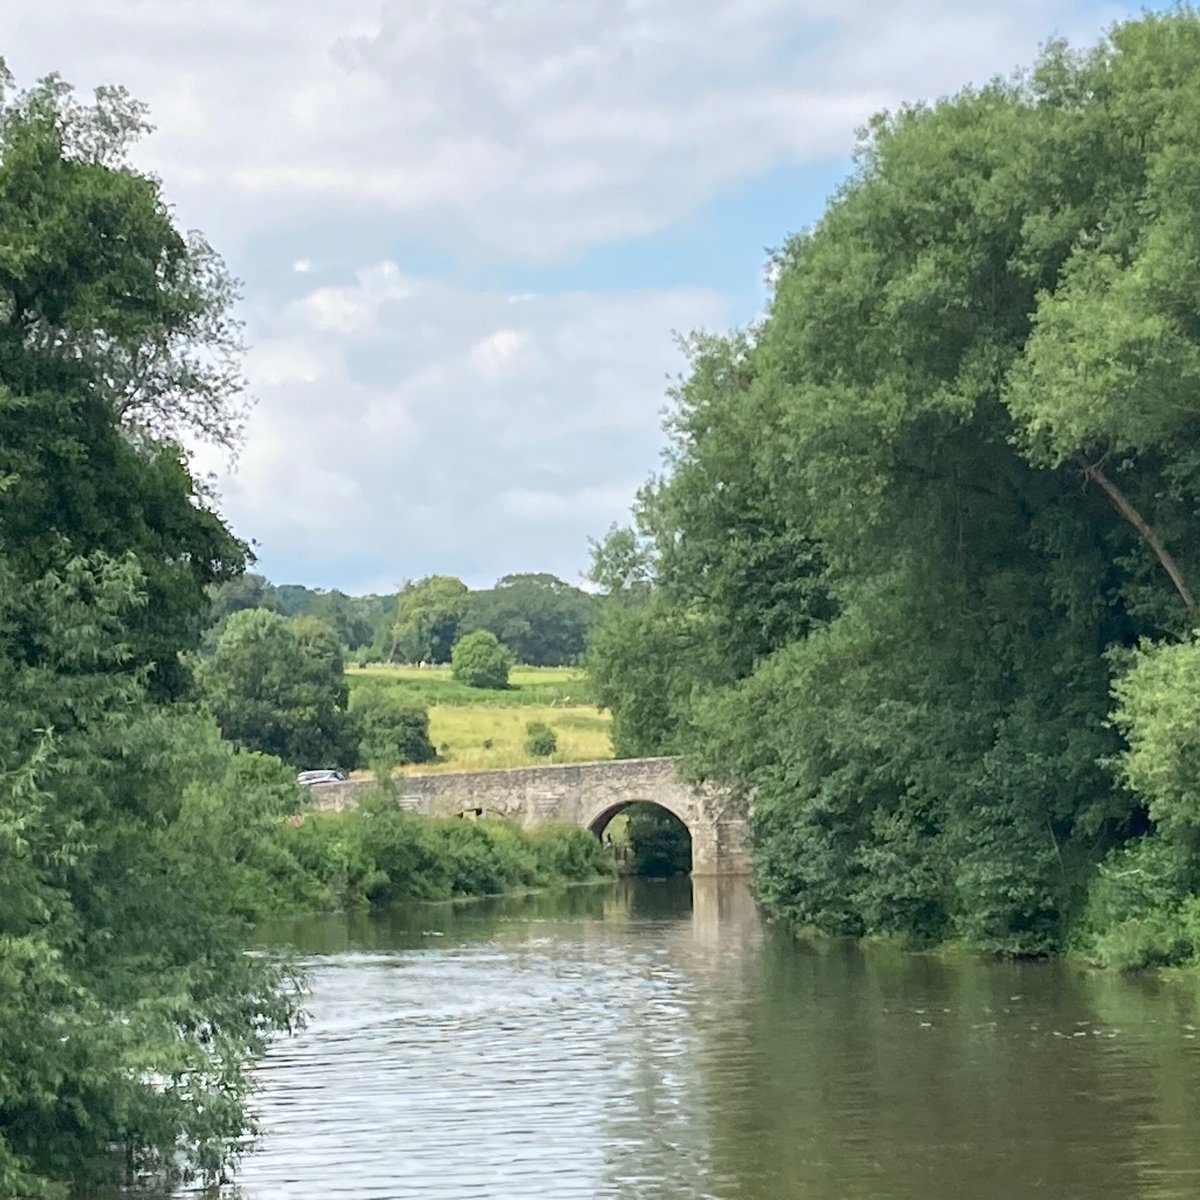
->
xmin=1075 ymin=454 xmax=1198 ymax=623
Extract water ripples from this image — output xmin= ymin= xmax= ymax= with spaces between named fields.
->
xmin=219 ymin=880 xmax=1200 ymax=1200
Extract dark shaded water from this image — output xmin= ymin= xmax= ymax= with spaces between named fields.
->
xmin=227 ymin=878 xmax=1200 ymax=1199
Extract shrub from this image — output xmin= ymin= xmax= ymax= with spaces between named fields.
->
xmin=281 ymin=797 xmax=613 ymax=906
xmin=524 ymin=720 xmax=558 ymax=757
xmin=1078 ymin=836 xmax=1200 ymax=969
xmin=349 ymin=685 xmax=435 ymax=769
xmin=450 ymin=629 xmax=514 ymax=689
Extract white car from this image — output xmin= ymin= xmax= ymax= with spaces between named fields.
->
xmin=296 ymin=769 xmax=348 ymax=786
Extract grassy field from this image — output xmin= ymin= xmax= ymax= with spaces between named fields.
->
xmin=345 ymin=663 xmax=612 ymax=774
xmin=347 ymin=663 xmax=590 ymax=707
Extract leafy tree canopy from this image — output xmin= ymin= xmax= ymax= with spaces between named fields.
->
xmin=0 ymin=67 xmax=298 ymax=1194
xmin=198 ymin=609 xmax=358 ymax=769
xmin=586 ymin=11 xmax=1200 ymax=960
xmin=451 ymin=629 xmax=514 ymax=690
xmin=462 ymin=572 xmax=598 ymax=666
xmin=391 ymin=575 xmax=469 ymax=663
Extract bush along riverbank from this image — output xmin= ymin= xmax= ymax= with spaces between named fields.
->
xmin=212 ymin=767 xmax=615 ymax=920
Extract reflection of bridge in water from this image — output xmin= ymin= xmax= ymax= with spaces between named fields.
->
xmin=310 ymin=756 xmax=751 ymax=876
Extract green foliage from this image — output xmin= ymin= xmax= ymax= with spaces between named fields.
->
xmin=587 ymin=524 xmax=655 ymax=599
xmin=524 ymin=720 xmax=558 ymax=757
xmin=0 ymin=66 xmax=248 ymax=701
xmin=587 ymin=594 xmax=724 ymax=757
xmin=624 ymin=803 xmax=691 ymax=876
xmin=1078 ymin=836 xmax=1200 ymax=970
xmin=0 ymin=67 xmax=302 ymax=1195
xmin=461 ymin=573 xmax=598 ymax=666
xmin=1072 ymin=637 xmax=1200 ymax=969
xmin=0 ymin=555 xmax=302 ymax=1196
xmin=207 ymin=572 xmax=280 ymax=623
xmin=589 ymin=12 xmax=1200 ymax=959
xmin=450 ymin=629 xmax=514 ymax=690
xmin=1109 ymin=638 xmax=1200 ymax=842
xmin=276 ymin=803 xmax=612 ymax=908
xmin=391 ymin=575 xmax=469 ymax=664
xmin=349 ymin=685 xmax=435 ymax=769
xmin=198 ymin=609 xmax=358 ymax=768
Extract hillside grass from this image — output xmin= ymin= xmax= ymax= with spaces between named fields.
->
xmin=345 ymin=663 xmax=612 ymax=774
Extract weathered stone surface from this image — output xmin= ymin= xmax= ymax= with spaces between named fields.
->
xmin=309 ymin=756 xmax=751 ymax=876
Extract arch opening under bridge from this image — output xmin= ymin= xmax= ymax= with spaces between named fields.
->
xmin=586 ymin=798 xmax=694 ymax=876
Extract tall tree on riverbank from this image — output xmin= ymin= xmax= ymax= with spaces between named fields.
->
xmin=587 ymin=11 xmax=1200 ymax=961
xmin=0 ymin=68 xmax=298 ymax=1194
xmin=199 ymin=610 xmax=359 ymax=767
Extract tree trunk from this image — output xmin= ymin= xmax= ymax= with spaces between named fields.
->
xmin=1076 ymin=455 xmax=1198 ymax=623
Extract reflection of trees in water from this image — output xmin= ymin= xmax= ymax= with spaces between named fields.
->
xmin=696 ymin=939 xmax=1200 ymax=1200
xmin=1082 ymin=969 xmax=1200 ymax=1191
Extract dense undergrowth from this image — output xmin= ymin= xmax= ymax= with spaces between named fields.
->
xmin=190 ymin=756 xmax=614 ymax=921
xmin=271 ymin=796 xmax=614 ymax=913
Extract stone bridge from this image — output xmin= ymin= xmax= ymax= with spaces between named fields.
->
xmin=309 ymin=756 xmax=751 ymax=876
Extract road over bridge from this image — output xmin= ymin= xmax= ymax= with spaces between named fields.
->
xmin=309 ymin=756 xmax=751 ymax=876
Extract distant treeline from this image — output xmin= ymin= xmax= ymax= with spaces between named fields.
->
xmin=205 ymin=571 xmax=599 ymax=666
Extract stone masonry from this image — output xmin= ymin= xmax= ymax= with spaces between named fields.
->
xmin=308 ymin=756 xmax=751 ymax=876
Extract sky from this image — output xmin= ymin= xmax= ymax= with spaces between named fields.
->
xmin=7 ymin=0 xmax=1148 ymax=594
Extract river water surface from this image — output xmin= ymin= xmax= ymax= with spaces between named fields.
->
xmin=232 ymin=878 xmax=1200 ymax=1199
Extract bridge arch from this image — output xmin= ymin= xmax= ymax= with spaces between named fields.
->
xmin=586 ymin=797 xmax=694 ymax=875
xmin=583 ymin=795 xmax=693 ymax=840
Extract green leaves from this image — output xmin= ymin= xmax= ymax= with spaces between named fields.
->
xmin=0 ymin=69 xmax=295 ymax=1194
xmin=391 ymin=575 xmax=469 ymax=664
xmin=198 ymin=609 xmax=358 ymax=768
xmin=450 ymin=629 xmax=514 ymax=690
xmin=589 ymin=10 xmax=1200 ymax=959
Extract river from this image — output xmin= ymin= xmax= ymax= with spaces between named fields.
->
xmin=226 ymin=877 xmax=1200 ymax=1199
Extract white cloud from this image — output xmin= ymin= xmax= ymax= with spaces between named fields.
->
xmin=6 ymin=0 xmax=1128 ymax=257
xmin=205 ymin=267 xmax=725 ymax=589
xmin=7 ymin=0 xmax=1135 ymax=591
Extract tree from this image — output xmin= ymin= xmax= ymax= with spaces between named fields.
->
xmin=391 ymin=575 xmax=469 ymax=663
xmin=0 ymin=554 xmax=301 ymax=1197
xmin=451 ymin=630 xmax=513 ymax=690
xmin=0 ymin=69 xmax=296 ymax=1194
xmin=587 ymin=11 xmax=1200 ymax=957
xmin=586 ymin=525 xmax=654 ymax=599
xmin=462 ymin=573 xmax=598 ymax=666
xmin=350 ymin=686 xmax=436 ymax=770
xmin=198 ymin=609 xmax=357 ymax=768
xmin=0 ymin=67 xmax=248 ymax=452
xmin=586 ymin=595 xmax=723 ymax=758
xmin=0 ymin=66 xmax=252 ymax=699
xmin=206 ymin=573 xmax=279 ymax=624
